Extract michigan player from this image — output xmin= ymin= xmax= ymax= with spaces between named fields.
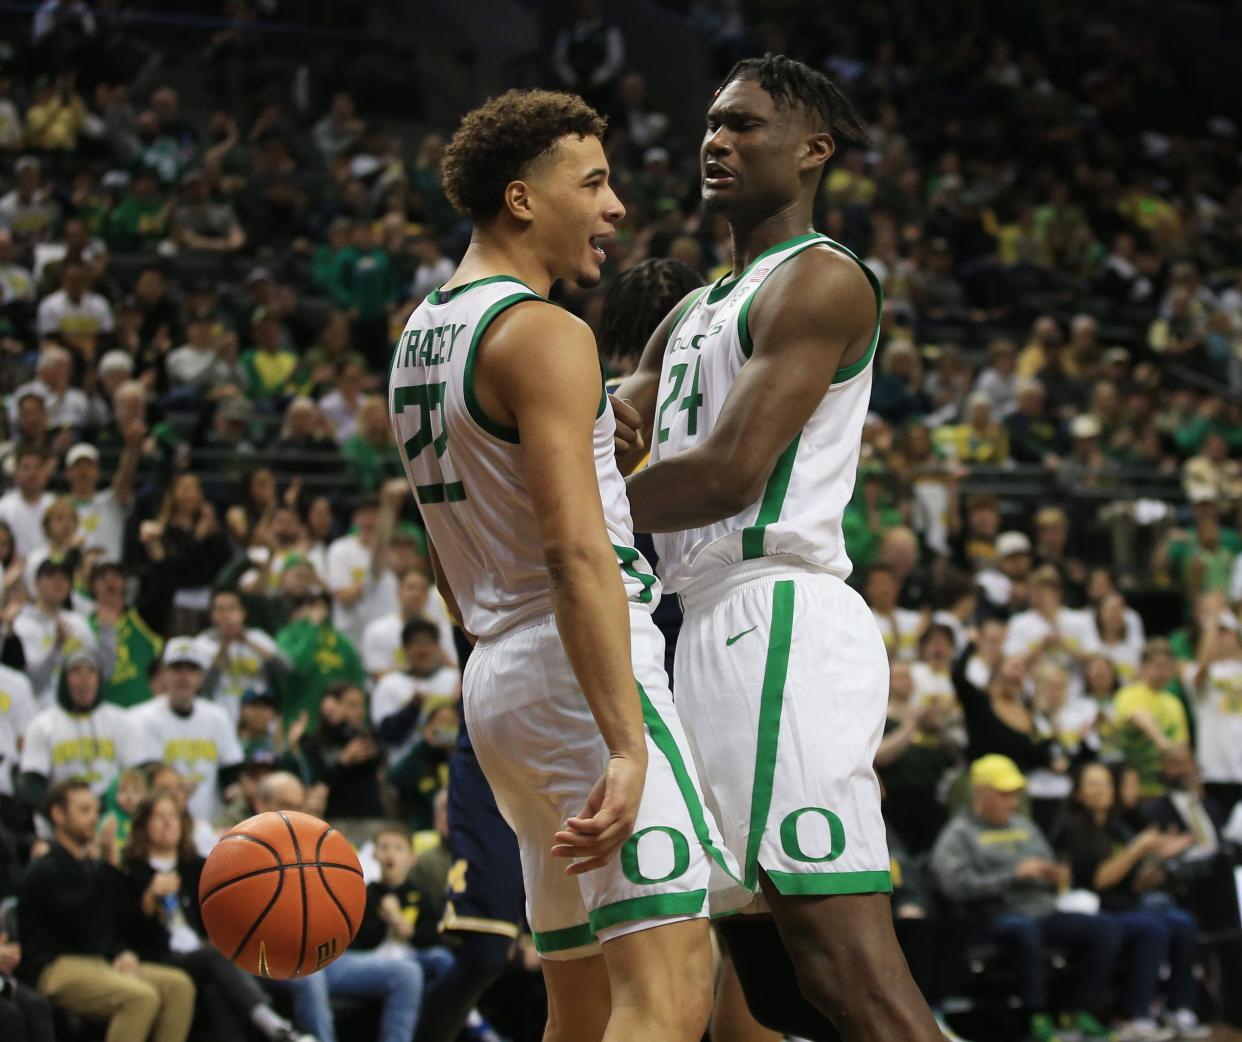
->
xmin=387 ymin=91 xmax=743 ymax=1042
xmin=615 ymin=56 xmax=945 ymax=1041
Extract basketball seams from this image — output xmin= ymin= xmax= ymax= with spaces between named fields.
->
xmin=314 ymin=825 xmax=357 ymax=943
xmin=200 ymin=861 xmax=363 ymax=904
xmin=279 ymin=811 xmax=310 ymax=977
xmin=228 ymin=861 xmax=285 ymax=965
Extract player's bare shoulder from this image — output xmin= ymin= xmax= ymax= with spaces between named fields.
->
xmin=486 ymin=296 xmax=596 ymax=366
xmin=748 ymin=242 xmax=877 ymax=361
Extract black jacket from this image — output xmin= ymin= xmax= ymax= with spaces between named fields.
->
xmin=17 ymin=842 xmax=135 ymax=984
xmin=120 ymin=856 xmax=207 ymax=963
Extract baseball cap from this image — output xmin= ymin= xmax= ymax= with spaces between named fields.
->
xmin=163 ymin=636 xmax=206 ymax=670
xmin=66 ymin=444 xmax=100 ymax=467
xmin=995 ymin=531 xmax=1031 ymax=558
xmin=64 ymin=647 xmax=100 ymax=672
xmin=241 ymin=687 xmax=278 ymax=707
xmin=244 ymin=266 xmax=274 ymax=286
xmin=970 ymin=754 xmax=1026 ymax=793
xmin=98 ymin=350 xmax=134 ymax=377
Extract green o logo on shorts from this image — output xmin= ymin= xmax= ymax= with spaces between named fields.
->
xmin=780 ymin=807 xmax=846 ymax=863
xmin=621 ymin=826 xmax=691 ymax=885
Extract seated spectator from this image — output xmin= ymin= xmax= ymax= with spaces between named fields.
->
xmin=976 ymin=530 xmax=1033 ymax=619
xmin=0 ymin=156 xmax=59 ymax=243
xmin=32 ymin=216 xmax=108 ymax=294
xmin=1093 ymin=592 xmax=1143 ymax=686
xmin=952 ymin=642 xmax=1055 ymax=774
xmin=1056 ymin=763 xmax=1206 ymax=1040
xmin=408 ymin=232 xmax=455 ymax=305
xmin=199 ymin=587 xmax=291 ymax=728
xmin=313 ymin=91 xmax=365 ymax=161
xmin=941 ymin=393 xmax=1009 ymax=465
xmin=1114 ymin=640 xmax=1191 ymax=798
xmin=876 ymin=661 xmax=954 ymax=854
xmin=1004 ymin=566 xmax=1098 ymax=697
xmin=387 ymin=699 xmax=458 ymax=833
xmin=319 ymin=357 xmax=366 ymax=445
xmin=19 ymin=648 xmax=140 ymax=813
xmin=22 ymin=497 xmax=83 ymax=599
xmin=298 ymin=682 xmax=383 ymax=839
xmin=327 ymin=484 xmax=405 ymax=648
xmin=89 ymin=560 xmax=162 ymax=708
xmin=171 ymin=169 xmax=244 ymax=254
xmin=973 ymin=338 xmax=1020 ymax=417
xmin=106 ymin=168 xmax=170 ymax=252
xmin=133 ymin=474 xmax=232 ymax=635
xmin=0 ymin=391 xmax=55 ymax=485
xmin=355 ymin=823 xmax=455 ymax=989
xmin=66 ymin=423 xmax=143 ymax=561
xmin=0 ymin=658 xmax=35 ymax=812
xmin=131 ymin=636 xmax=243 ymax=827
xmin=11 ymin=345 xmax=100 ymax=436
xmin=253 ymin=771 xmax=425 ymax=1042
xmin=930 ymin=755 xmax=1121 ymax=1042
xmin=26 ymin=73 xmax=87 ymax=151
xmin=120 ymin=791 xmax=312 ymax=1041
xmin=165 ymin=319 xmax=245 ymax=405
xmin=0 ymin=446 xmax=56 ymax=559
xmin=241 ymin=308 xmax=298 ymax=407
xmin=363 ymin=569 xmax=457 ymax=681
xmin=271 ymin=397 xmax=342 ymax=475
xmin=0 ymin=884 xmax=54 ymax=1042
xmin=1005 ymin=378 xmax=1066 ymax=468
xmin=98 ymin=765 xmax=148 ymax=861
xmin=1081 ymin=655 xmax=1123 ymax=763
xmin=1143 ymin=746 xmax=1229 ymax=859
xmin=14 ymin=560 xmax=111 ymax=707
xmin=275 ymin=586 xmax=365 ymax=731
xmin=865 ymin=563 xmax=923 ymax=663
xmin=342 ymin=396 xmax=406 ymax=495
xmin=18 ymin=779 xmax=195 ymax=1042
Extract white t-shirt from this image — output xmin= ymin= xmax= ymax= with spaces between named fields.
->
xmin=320 ymin=390 xmax=360 ymax=446
xmin=36 ymin=288 xmax=114 ymax=340
xmin=75 ymin=488 xmax=127 ymax=561
xmin=8 ymin=380 xmax=97 ymax=432
xmin=195 ymin=628 xmax=282 ymax=727
xmin=1004 ymin=607 xmax=1099 ymax=696
xmin=0 ymin=489 xmax=54 ymax=557
xmin=0 ymin=664 xmax=36 ymax=797
xmin=361 ymin=604 xmax=458 ymax=678
xmin=910 ymin=660 xmax=964 ymax=747
xmin=327 ymin=534 xmax=398 ymax=648
xmin=132 ymin=696 xmax=243 ymax=824
xmin=21 ymin=701 xmax=144 ymax=795
xmin=371 ymin=667 xmax=460 ymax=763
xmin=1188 ymin=658 xmax=1242 ymax=783
xmin=871 ymin=607 xmax=923 ymax=663
xmin=13 ymin=605 xmax=98 ymax=707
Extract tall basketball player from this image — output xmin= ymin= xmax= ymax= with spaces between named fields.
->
xmin=387 ymin=90 xmax=743 ymax=1042
xmin=614 ymin=55 xmax=945 ymax=1042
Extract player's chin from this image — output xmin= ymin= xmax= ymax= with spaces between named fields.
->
xmin=571 ymin=260 xmax=604 ymax=289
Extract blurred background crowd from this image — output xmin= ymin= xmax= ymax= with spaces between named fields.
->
xmin=1 ymin=0 xmax=1242 ymax=1041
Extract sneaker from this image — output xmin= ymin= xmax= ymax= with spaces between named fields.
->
xmin=1116 ymin=1019 xmax=1175 ymax=1042
xmin=1031 ymin=1012 xmax=1064 ymax=1042
xmin=1070 ymin=1012 xmax=1115 ymax=1040
xmin=1168 ymin=1008 xmax=1212 ymax=1040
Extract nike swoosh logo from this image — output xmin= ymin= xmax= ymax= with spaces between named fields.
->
xmin=725 ymin=627 xmax=757 ymax=646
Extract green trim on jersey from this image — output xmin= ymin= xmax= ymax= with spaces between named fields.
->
xmin=588 ymin=889 xmax=706 ymax=935
xmin=428 ymin=275 xmax=536 ymax=306
xmin=462 ymin=292 xmax=542 ymax=444
xmin=612 ymin=544 xmax=657 ymax=604
xmin=766 ymin=869 xmax=892 ymax=896
xmin=530 ymin=921 xmax=595 ymax=954
xmin=740 ymin=434 xmax=801 ymax=561
xmin=736 ymin=236 xmax=829 ymax=359
xmin=637 ymin=681 xmax=742 ymax=885
xmin=743 ymin=580 xmax=796 ymax=891
xmin=706 ymin=232 xmax=822 ymax=304
xmin=670 ymin=286 xmax=708 ymax=331
xmin=824 ymin=236 xmax=884 ymax=385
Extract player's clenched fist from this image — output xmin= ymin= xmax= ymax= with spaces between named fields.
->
xmin=550 ymin=752 xmax=648 ymax=875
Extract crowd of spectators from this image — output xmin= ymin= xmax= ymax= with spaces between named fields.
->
xmin=0 ymin=1 xmax=1241 ymax=1041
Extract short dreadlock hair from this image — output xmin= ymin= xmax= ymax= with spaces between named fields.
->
xmin=441 ymin=89 xmax=607 ymax=220
xmin=599 ymin=258 xmax=704 ymax=364
xmin=718 ymin=53 xmax=869 ymax=145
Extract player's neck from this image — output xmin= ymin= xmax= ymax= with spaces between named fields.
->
xmin=726 ymin=201 xmax=815 ymax=274
xmin=444 ymin=236 xmax=553 ymax=299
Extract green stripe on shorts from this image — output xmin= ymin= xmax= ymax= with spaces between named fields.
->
xmin=530 ymin=921 xmax=596 ymax=954
xmin=765 ymin=870 xmax=893 ymax=896
xmin=743 ymin=580 xmax=796 ymax=890
xmin=637 ymin=682 xmax=742 ymax=885
xmin=588 ymin=889 xmax=707 ymax=935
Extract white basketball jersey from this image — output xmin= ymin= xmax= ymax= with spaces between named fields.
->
xmin=388 ymin=276 xmax=659 ymax=640
xmin=650 ymin=233 xmax=882 ymax=593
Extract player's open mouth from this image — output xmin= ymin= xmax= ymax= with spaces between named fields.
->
xmin=703 ymin=161 xmax=736 ymax=188
xmin=589 ymin=234 xmax=609 ymax=261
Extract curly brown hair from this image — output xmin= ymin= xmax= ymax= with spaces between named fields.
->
xmin=441 ymin=89 xmax=606 ymax=220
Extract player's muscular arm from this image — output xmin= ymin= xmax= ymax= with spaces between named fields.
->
xmin=612 ymin=289 xmax=700 ymax=476
xmin=484 ymin=305 xmax=648 ymax=871
xmin=626 ymin=251 xmax=876 ymax=531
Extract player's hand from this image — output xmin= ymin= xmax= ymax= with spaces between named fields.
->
xmin=550 ymin=753 xmax=646 ymax=875
xmin=113 ymin=951 xmax=140 ymax=976
xmin=609 ymin=396 xmax=644 ymax=455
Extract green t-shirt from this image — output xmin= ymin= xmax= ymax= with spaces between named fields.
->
xmin=329 ymin=246 xmax=393 ymax=320
xmin=275 ymin=619 xmax=365 ymax=729
xmin=92 ymin=608 xmax=163 ymax=708
xmin=241 ymin=347 xmax=300 ymax=400
xmin=106 ymin=194 xmax=169 ymax=251
xmin=342 ymin=434 xmax=405 ymax=494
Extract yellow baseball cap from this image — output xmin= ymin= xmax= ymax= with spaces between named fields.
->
xmin=970 ymin=754 xmax=1026 ymax=793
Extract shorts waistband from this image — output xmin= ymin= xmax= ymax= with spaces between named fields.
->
xmin=677 ymin=555 xmax=837 ymax=614
xmin=474 ymin=599 xmax=657 ymax=647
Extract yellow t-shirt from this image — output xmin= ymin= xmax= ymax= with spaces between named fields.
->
xmin=1114 ymin=682 xmax=1189 ymax=795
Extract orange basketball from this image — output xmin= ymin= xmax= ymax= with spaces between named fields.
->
xmin=199 ymin=810 xmax=366 ymax=979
